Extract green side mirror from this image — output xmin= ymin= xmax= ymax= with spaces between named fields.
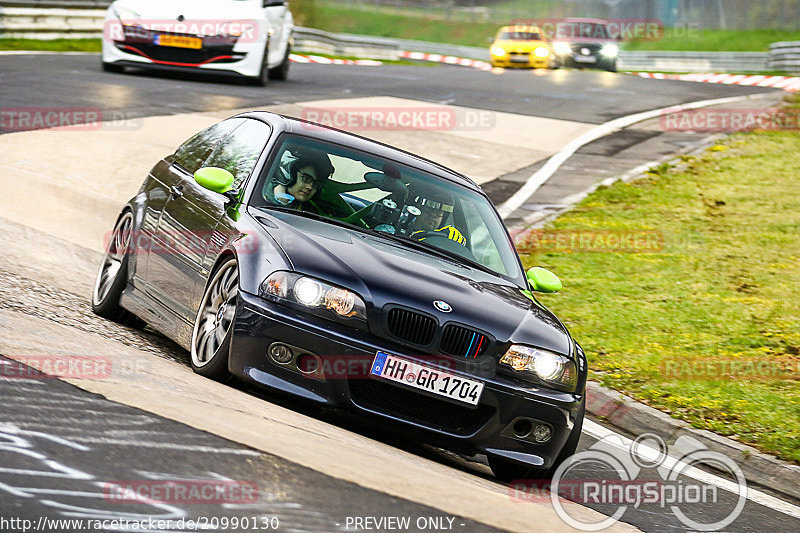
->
xmin=526 ymin=267 xmax=562 ymax=293
xmin=194 ymin=167 xmax=235 ymax=194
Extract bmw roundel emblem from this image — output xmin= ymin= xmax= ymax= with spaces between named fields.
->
xmin=433 ymin=300 xmax=452 ymax=313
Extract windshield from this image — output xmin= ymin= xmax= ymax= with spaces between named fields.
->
xmin=498 ymin=31 xmax=542 ymax=41
xmin=250 ymin=134 xmax=523 ymax=281
xmin=559 ymin=21 xmax=611 ymax=40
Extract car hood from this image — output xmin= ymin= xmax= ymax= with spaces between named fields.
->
xmin=259 ymin=211 xmax=572 ymax=355
xmin=113 ymin=0 xmax=259 ymax=19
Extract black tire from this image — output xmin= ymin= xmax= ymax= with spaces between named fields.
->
xmin=102 ymin=62 xmax=125 ymax=73
xmin=253 ymin=44 xmax=270 ymax=86
xmin=269 ymin=46 xmax=291 ymax=81
xmin=489 ymin=397 xmax=586 ymax=482
xmin=92 ymin=211 xmax=133 ymax=321
xmin=190 ymin=257 xmax=238 ymax=380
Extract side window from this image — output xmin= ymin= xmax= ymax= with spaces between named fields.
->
xmin=203 ymin=119 xmax=271 ymax=189
xmin=172 ymin=118 xmax=245 ymax=174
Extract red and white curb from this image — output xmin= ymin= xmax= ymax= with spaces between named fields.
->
xmin=398 ymin=51 xmax=492 ymax=71
xmin=635 ymin=72 xmax=800 ymax=92
xmin=289 ymin=54 xmax=383 ymax=66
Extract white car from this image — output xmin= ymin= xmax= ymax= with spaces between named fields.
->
xmin=102 ymin=0 xmax=293 ymax=85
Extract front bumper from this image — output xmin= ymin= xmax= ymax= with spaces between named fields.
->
xmin=101 ymin=34 xmax=264 ymax=77
xmin=491 ymin=55 xmax=553 ymax=69
xmin=230 ymin=291 xmax=584 ymax=468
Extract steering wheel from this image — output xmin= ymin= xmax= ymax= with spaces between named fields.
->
xmin=413 ymin=233 xmax=477 ymax=262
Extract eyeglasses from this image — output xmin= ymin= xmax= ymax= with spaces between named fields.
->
xmin=298 ymin=171 xmax=321 ymax=187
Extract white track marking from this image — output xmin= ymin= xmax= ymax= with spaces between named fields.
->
xmin=583 ymin=419 xmax=800 ymax=520
xmin=498 ymin=92 xmax=777 ymax=218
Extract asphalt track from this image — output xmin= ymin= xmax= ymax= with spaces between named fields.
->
xmin=0 ymin=53 xmax=774 ymax=126
xmin=1 ymin=53 xmax=798 ymax=533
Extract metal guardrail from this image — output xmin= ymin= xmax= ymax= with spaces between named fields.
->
xmin=618 ymin=51 xmax=771 ymax=73
xmin=0 ymin=6 xmax=790 ymax=75
xmin=769 ymin=41 xmax=800 ymax=74
xmin=0 ymin=7 xmax=106 ymax=39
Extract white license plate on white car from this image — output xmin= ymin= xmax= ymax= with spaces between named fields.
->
xmin=370 ymin=352 xmax=484 ymax=406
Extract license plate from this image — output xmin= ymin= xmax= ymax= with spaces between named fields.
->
xmin=574 ymin=55 xmax=597 ymax=63
xmin=510 ymin=54 xmax=529 ymax=63
xmin=154 ymin=35 xmax=202 ymax=49
xmin=370 ymin=352 xmax=484 ymax=406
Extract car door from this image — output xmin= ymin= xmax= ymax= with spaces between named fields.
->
xmin=146 ymin=118 xmax=272 ymax=322
xmin=141 ymin=118 xmax=244 ymax=296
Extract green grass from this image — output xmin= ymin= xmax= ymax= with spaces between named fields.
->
xmin=310 ymin=2 xmax=498 ymax=48
xmin=518 ymin=132 xmax=800 ymax=463
xmin=0 ymin=38 xmax=101 ymax=52
xmin=622 ymin=28 xmax=800 ymax=52
xmin=298 ymin=2 xmax=800 ymax=53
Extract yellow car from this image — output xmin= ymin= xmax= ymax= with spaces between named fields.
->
xmin=490 ymin=25 xmax=556 ymax=69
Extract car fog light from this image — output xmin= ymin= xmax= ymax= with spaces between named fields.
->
xmin=269 ymin=343 xmax=293 ymax=364
xmin=532 ymin=423 xmax=552 ymax=442
xmin=534 ymin=46 xmax=550 ymax=58
xmin=294 ymin=277 xmax=323 ymax=306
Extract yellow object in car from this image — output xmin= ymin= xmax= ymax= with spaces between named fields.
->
xmin=490 ymin=25 xmax=555 ymax=69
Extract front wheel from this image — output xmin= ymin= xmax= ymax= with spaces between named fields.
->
xmin=102 ymin=61 xmax=125 ymax=73
xmin=190 ymin=257 xmax=239 ymax=380
xmin=269 ymin=46 xmax=291 ymax=80
xmin=92 ymin=211 xmax=133 ymax=321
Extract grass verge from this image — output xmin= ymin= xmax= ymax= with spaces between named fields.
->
xmin=0 ymin=38 xmax=101 ymax=52
xmin=303 ymin=2 xmax=800 ymax=52
xmin=518 ymin=131 xmax=800 ymax=463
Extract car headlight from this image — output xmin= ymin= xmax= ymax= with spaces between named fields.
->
xmin=260 ymin=271 xmax=367 ymax=322
xmin=491 ymin=46 xmax=506 ymax=57
xmin=534 ymin=46 xmax=550 ymax=58
xmin=499 ymin=345 xmax=577 ymax=390
xmin=113 ymin=6 xmax=140 ymax=23
xmin=553 ymin=41 xmax=571 ymax=54
xmin=217 ymin=20 xmax=255 ymax=39
xmin=601 ymin=43 xmax=619 ymax=57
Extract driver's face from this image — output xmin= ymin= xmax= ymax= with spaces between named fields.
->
xmin=416 ymin=207 xmax=445 ymax=231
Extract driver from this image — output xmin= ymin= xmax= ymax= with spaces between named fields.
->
xmin=407 ymin=186 xmax=467 ymax=246
xmin=264 ymin=148 xmax=334 ymax=211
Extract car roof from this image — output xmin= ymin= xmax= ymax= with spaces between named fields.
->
xmin=497 ymin=25 xmax=544 ymax=33
xmin=239 ymin=111 xmax=482 ymax=192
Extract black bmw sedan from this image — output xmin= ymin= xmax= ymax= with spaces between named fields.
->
xmin=92 ymin=111 xmax=587 ymax=481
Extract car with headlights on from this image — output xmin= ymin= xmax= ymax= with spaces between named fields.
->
xmin=490 ymin=25 xmax=556 ymax=69
xmin=101 ymin=0 xmax=293 ymax=85
xmin=91 ymin=112 xmax=587 ymax=481
xmin=550 ymin=18 xmax=619 ymax=72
